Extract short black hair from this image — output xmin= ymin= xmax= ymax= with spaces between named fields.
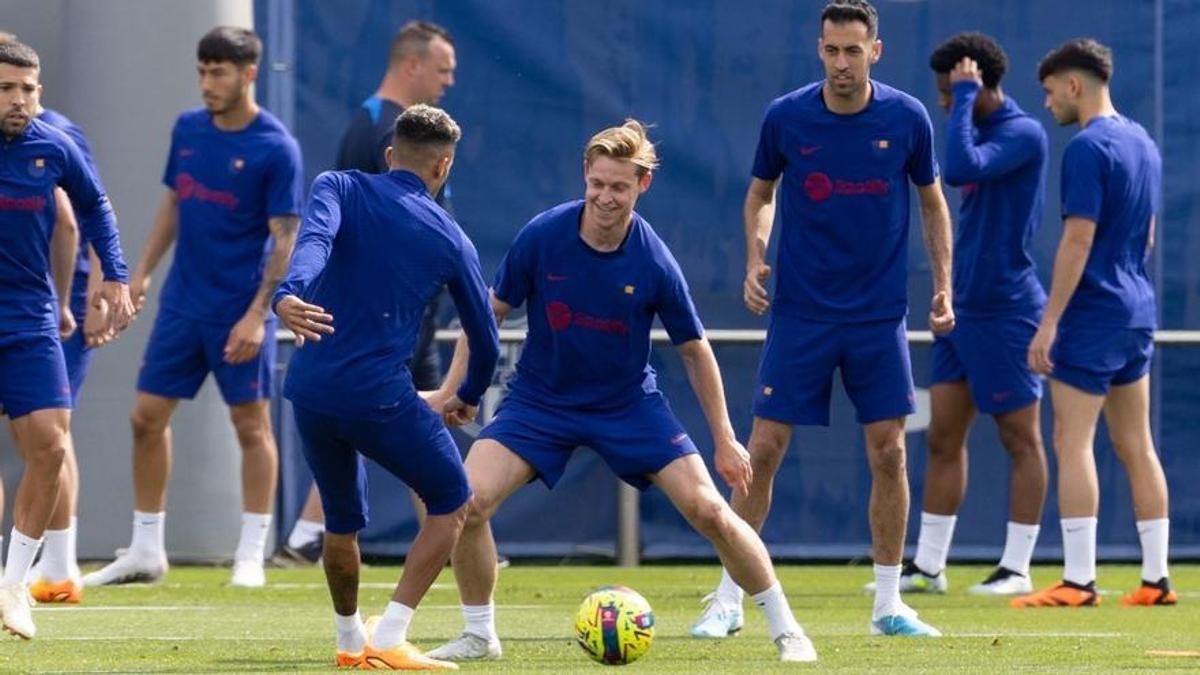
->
xmin=197 ymin=26 xmax=261 ymax=66
xmin=392 ymin=104 xmax=461 ymax=151
xmin=388 ymin=20 xmax=453 ymax=64
xmin=929 ymin=32 xmax=1009 ymax=89
xmin=821 ymin=0 xmax=879 ymax=39
xmin=0 ymin=40 xmax=39 ymax=69
xmin=1037 ymin=38 xmax=1113 ymax=83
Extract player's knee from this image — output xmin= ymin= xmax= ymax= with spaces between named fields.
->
xmin=685 ymin=494 xmax=733 ymax=541
xmin=130 ymin=407 xmax=168 ymax=441
xmin=925 ymin=426 xmax=962 ymax=461
xmin=26 ymin=434 xmax=67 ymax=471
xmin=1109 ymin=432 xmax=1155 ymax=467
xmin=230 ymin=409 xmax=272 ymax=448
xmin=463 ymin=493 xmax=497 ymax=529
xmin=748 ymin=431 xmax=788 ymax=473
xmin=867 ymin=442 xmax=906 ymax=478
xmin=997 ymin=424 xmax=1043 ymax=461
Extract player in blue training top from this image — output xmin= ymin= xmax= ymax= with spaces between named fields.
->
xmin=696 ymin=0 xmax=954 ymax=639
xmin=424 ymin=121 xmax=818 ymax=664
xmin=892 ymin=33 xmax=1051 ymax=597
xmin=0 ymin=39 xmax=134 ymax=639
xmin=85 ymin=27 xmax=305 ymax=590
xmin=1014 ymin=39 xmax=1175 ymax=609
xmin=278 ymin=20 xmax=458 ymax=567
xmin=273 ymin=104 xmax=499 ymax=671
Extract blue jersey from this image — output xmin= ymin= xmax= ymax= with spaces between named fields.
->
xmin=38 ymin=108 xmax=99 ymax=313
xmin=1059 ymin=115 xmax=1160 ymax=329
xmin=494 ymin=201 xmax=705 ymax=410
xmin=752 ymin=80 xmax=939 ymax=322
xmin=942 ymin=82 xmax=1048 ymax=317
xmin=160 ymin=108 xmax=304 ymax=323
xmin=275 ymin=170 xmax=499 ymax=419
xmin=0 ymin=117 xmax=127 ymax=334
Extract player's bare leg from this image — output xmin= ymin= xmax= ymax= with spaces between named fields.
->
xmin=82 ymin=394 xmax=177 ymax=587
xmin=1104 ymin=376 xmax=1175 ymax=605
xmin=1012 ymin=381 xmax=1104 ymax=608
xmin=2 ymin=408 xmax=69 ymax=639
xmin=227 ymin=400 xmax=277 ymax=587
xmin=656 ymin=454 xmax=815 ymax=661
xmin=428 ymin=440 xmax=534 ymax=661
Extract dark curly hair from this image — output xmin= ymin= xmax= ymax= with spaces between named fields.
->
xmin=1037 ymin=38 xmax=1112 ymax=83
xmin=929 ymin=32 xmax=1008 ymax=89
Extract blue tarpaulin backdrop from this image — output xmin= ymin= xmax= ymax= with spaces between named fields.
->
xmin=257 ymin=0 xmax=1199 ymax=560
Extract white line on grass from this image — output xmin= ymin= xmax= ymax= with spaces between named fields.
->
xmin=34 ymin=605 xmax=216 ymax=612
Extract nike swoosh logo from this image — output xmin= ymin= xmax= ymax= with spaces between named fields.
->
xmin=546 ymin=274 xmax=567 ymax=282
xmin=799 ymin=145 xmax=821 ymax=155
xmin=1065 ymin=527 xmax=1084 ymax=533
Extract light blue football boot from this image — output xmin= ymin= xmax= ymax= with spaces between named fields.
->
xmin=690 ymin=593 xmax=745 ymax=638
xmin=869 ymin=611 xmax=943 ymax=637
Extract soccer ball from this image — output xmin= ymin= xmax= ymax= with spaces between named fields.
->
xmin=574 ymin=585 xmax=655 ymax=665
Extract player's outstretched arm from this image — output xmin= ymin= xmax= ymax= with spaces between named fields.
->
xmin=1028 ymin=217 xmax=1095 ymax=375
xmin=677 ymin=337 xmax=751 ymax=497
xmin=225 ymin=214 xmax=300 ymax=364
xmin=917 ymin=180 xmax=955 ymax=334
xmin=743 ymin=177 xmax=777 ymax=316
xmin=50 ymin=188 xmax=79 ymax=339
xmin=272 ymin=172 xmax=347 ymax=347
xmin=429 ymin=291 xmax=509 ymax=415
xmin=130 ymin=189 xmax=180 ymax=313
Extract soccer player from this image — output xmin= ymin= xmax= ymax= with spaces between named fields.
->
xmin=273 ymin=104 xmax=499 ymax=670
xmin=894 ymin=33 xmax=1050 ymax=596
xmin=278 ymin=20 xmax=457 ymax=564
xmin=693 ymin=0 xmax=953 ymax=638
xmin=1013 ymin=39 xmax=1174 ymax=608
xmin=84 ymin=27 xmax=304 ymax=589
xmin=0 ymin=39 xmax=133 ymax=638
xmin=425 ymin=120 xmax=817 ymax=664
xmin=0 ymin=32 xmax=121 ymax=603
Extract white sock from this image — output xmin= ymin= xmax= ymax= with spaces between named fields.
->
xmin=372 ymin=601 xmax=415 ymax=649
xmin=69 ymin=516 xmax=80 ymax=576
xmin=998 ymin=522 xmax=1040 ymax=576
xmin=334 ymin=611 xmax=366 ymax=653
xmin=1136 ymin=518 xmax=1169 ymax=582
xmin=130 ymin=510 xmax=166 ymax=556
xmin=234 ymin=512 xmax=273 ymax=564
xmin=913 ymin=512 xmax=956 ymax=574
xmin=40 ymin=526 xmax=75 ymax=582
xmin=872 ymin=563 xmax=902 ymax=620
xmin=462 ymin=603 xmax=496 ymax=639
xmin=287 ymin=518 xmax=324 ymax=550
xmin=750 ymin=581 xmax=802 ymax=640
xmin=0 ymin=534 xmax=5 ymax=575
xmin=715 ymin=567 xmax=744 ymax=605
xmin=1060 ymin=517 xmax=1097 ymax=586
xmin=2 ymin=529 xmax=43 ymax=586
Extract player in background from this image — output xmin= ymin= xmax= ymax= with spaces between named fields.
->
xmin=277 ymin=20 xmax=457 ymax=566
xmin=693 ymin=0 xmax=954 ymax=638
xmin=84 ymin=26 xmax=304 ymax=589
xmin=894 ymin=32 xmax=1050 ymax=596
xmin=274 ymin=104 xmax=499 ymax=670
xmin=0 ymin=30 xmax=122 ymax=605
xmin=1013 ymin=38 xmax=1175 ymax=608
xmin=0 ymin=39 xmax=134 ymax=638
xmin=425 ymin=120 xmax=818 ymax=664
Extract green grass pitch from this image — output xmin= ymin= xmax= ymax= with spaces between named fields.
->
xmin=2 ymin=563 xmax=1196 ymax=672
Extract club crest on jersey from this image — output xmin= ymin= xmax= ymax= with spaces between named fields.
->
xmin=29 ymin=157 xmax=46 ymax=177
xmin=230 ymin=157 xmax=245 ymax=172
xmin=624 ymin=285 xmax=635 ymax=295
xmin=873 ymin=139 xmax=890 ymax=150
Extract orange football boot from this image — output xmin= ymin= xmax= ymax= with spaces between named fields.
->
xmin=29 ymin=578 xmax=83 ymax=604
xmin=1010 ymin=581 xmax=1099 ymax=608
xmin=1121 ymin=578 xmax=1178 ymax=606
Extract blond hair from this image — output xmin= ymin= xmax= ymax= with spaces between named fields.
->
xmin=584 ymin=119 xmax=659 ymax=176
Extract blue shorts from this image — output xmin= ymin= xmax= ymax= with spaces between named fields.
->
xmin=0 ymin=331 xmax=72 ymax=419
xmin=61 ymin=328 xmax=93 ymax=406
xmin=753 ymin=315 xmax=914 ymax=426
xmin=293 ymin=395 xmax=471 ymax=534
xmin=478 ymin=392 xmax=699 ymax=490
xmin=1051 ymin=325 xmax=1154 ymax=395
xmin=930 ymin=313 xmax=1042 ymax=415
xmin=137 ymin=309 xmax=276 ymax=405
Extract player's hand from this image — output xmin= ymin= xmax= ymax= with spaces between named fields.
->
xmin=714 ymin=437 xmax=753 ymax=498
xmin=58 ymin=304 xmax=77 ymax=340
xmin=224 ymin=309 xmax=266 ymax=364
xmin=441 ymin=395 xmax=478 ymax=428
xmin=275 ymin=294 xmax=334 ymax=347
xmin=744 ymin=262 xmax=772 ymax=315
xmin=129 ymin=271 xmax=151 ymax=314
xmin=929 ymin=291 xmax=955 ymax=335
xmin=83 ymin=295 xmax=115 ymax=348
xmin=1028 ymin=321 xmax=1057 ymax=375
xmin=950 ymin=57 xmax=983 ymax=87
xmin=97 ymin=281 xmax=135 ymax=333
xmin=420 ymin=388 xmax=452 ymax=414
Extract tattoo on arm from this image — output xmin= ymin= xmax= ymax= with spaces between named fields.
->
xmin=255 ymin=215 xmax=300 ymax=312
